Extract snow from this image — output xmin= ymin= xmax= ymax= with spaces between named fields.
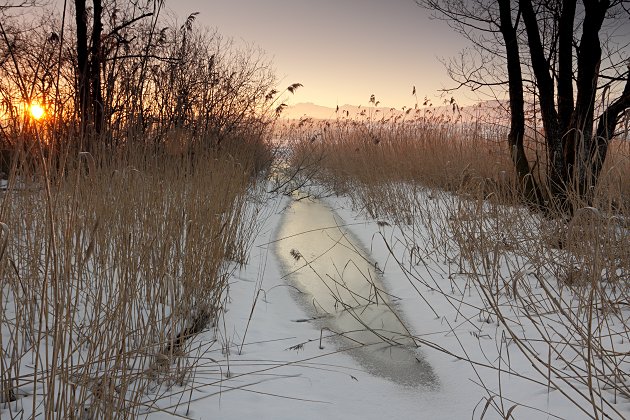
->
xmin=150 ymin=187 xmax=628 ymax=419
xmin=3 ymin=184 xmax=629 ymax=419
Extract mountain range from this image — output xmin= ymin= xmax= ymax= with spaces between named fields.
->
xmin=281 ymin=101 xmax=511 ymax=123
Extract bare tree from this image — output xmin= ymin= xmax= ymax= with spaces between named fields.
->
xmin=418 ymin=0 xmax=630 ymax=212
xmin=74 ymin=0 xmax=154 ymax=142
xmin=74 ymin=0 xmax=89 ymax=134
xmin=1 ymin=1 xmax=281 ymax=155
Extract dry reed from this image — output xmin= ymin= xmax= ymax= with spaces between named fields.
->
xmin=284 ymin=113 xmax=630 ymax=417
xmin=0 ymin=137 xmax=269 ymax=418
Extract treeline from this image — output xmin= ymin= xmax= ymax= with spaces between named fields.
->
xmin=0 ymin=1 xmax=286 ymax=156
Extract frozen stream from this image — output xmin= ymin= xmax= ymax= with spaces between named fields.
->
xmin=275 ymin=197 xmax=437 ymax=388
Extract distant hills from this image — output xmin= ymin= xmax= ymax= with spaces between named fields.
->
xmin=282 ymin=101 xmax=511 ymax=123
xmin=281 ymin=103 xmax=398 ymax=120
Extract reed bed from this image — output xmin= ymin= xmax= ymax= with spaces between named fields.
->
xmin=285 ymin=115 xmax=630 ymax=417
xmin=285 ymin=114 xmax=630 ymax=216
xmin=0 ymin=136 xmax=269 ymax=418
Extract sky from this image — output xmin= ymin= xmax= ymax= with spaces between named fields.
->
xmin=173 ymin=0 xmax=470 ymax=109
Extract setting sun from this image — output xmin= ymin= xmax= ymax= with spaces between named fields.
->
xmin=29 ymin=103 xmax=45 ymax=120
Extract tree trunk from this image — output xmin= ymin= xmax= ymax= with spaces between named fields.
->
xmin=520 ymin=0 xmax=566 ymax=208
xmin=557 ymin=0 xmax=576 ymax=136
xmin=498 ymin=0 xmax=543 ymax=207
xmin=90 ymin=0 xmax=104 ymax=136
xmin=571 ymin=0 xmax=608 ymax=197
xmin=75 ymin=0 xmax=89 ymax=135
xmin=558 ymin=0 xmax=577 ymax=191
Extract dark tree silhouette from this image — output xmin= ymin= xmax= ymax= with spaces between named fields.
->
xmin=74 ymin=0 xmax=90 ymax=135
xmin=74 ymin=0 xmax=149 ymax=142
xmin=75 ymin=0 xmax=105 ymax=140
xmin=89 ymin=0 xmax=103 ymax=135
xmin=418 ymin=0 xmax=630 ymax=212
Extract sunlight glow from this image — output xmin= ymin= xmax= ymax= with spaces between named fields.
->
xmin=29 ymin=103 xmax=45 ymax=120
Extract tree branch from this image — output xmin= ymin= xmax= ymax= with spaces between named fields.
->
xmin=557 ymin=0 xmax=576 ymax=134
xmin=596 ymin=64 xmax=630 ymax=141
xmin=106 ymin=12 xmax=153 ymax=39
xmin=103 ymin=54 xmax=180 ymax=62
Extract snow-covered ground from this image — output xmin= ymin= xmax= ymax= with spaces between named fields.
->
xmin=149 ymin=189 xmax=629 ymax=419
xmin=2 ymin=183 xmax=627 ymax=419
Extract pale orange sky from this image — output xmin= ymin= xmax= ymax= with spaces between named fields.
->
xmin=177 ymin=0 xmax=471 ymax=109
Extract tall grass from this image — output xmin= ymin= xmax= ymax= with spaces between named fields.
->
xmin=0 ymin=2 xmax=284 ymax=416
xmin=286 ymin=114 xmax=630 ymax=417
xmin=0 ymin=136 xmax=270 ymax=418
xmin=287 ymin=114 xmax=629 ymax=216
xmin=0 ymin=2 xmax=287 ymax=418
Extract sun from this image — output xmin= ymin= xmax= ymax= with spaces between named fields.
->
xmin=29 ymin=103 xmax=45 ymax=120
